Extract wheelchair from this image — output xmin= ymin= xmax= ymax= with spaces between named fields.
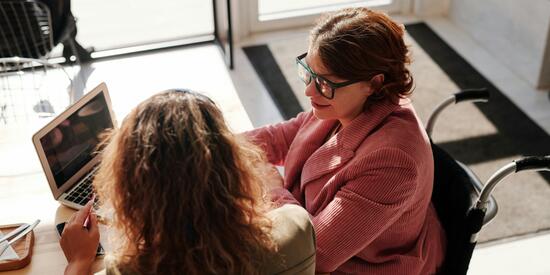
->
xmin=426 ymin=88 xmax=550 ymax=275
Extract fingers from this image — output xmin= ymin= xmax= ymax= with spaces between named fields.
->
xmin=88 ymin=214 xmax=100 ymax=237
xmin=74 ymin=200 xmax=94 ymax=225
xmin=68 ymin=213 xmax=76 ymax=224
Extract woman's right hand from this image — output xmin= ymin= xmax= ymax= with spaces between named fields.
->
xmin=60 ymin=199 xmax=100 ymax=275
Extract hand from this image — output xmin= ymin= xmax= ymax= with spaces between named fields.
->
xmin=60 ymin=199 xmax=100 ymax=275
xmin=259 ymin=162 xmax=284 ymax=191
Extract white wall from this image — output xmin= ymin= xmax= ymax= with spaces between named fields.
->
xmin=448 ymin=0 xmax=550 ymax=89
xmin=413 ymin=0 xmax=450 ymax=16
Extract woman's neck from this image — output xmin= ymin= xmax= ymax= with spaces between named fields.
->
xmin=339 ymin=106 xmax=365 ymax=128
xmin=326 ymin=121 xmax=342 ymax=141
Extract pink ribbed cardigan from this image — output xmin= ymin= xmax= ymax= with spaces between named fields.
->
xmin=246 ymin=99 xmax=446 ymax=274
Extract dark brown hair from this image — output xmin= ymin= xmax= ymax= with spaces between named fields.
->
xmin=310 ymin=7 xmax=413 ymax=102
xmin=94 ymin=89 xmax=275 ymax=274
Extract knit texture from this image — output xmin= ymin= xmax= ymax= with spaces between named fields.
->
xmin=247 ymin=99 xmax=446 ymax=274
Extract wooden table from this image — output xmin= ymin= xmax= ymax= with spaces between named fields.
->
xmin=0 ymin=168 xmax=109 ymax=274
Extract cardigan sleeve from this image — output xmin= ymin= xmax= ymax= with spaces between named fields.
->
xmin=313 ymin=148 xmax=419 ymax=273
xmin=269 ymin=187 xmax=302 ymax=207
xmin=244 ymin=112 xmax=309 ymax=166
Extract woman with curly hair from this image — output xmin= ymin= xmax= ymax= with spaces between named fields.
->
xmin=59 ymin=90 xmax=316 ymax=275
xmin=246 ymin=8 xmax=446 ymax=274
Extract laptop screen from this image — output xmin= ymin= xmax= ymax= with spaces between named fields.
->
xmin=40 ymin=92 xmax=113 ymax=188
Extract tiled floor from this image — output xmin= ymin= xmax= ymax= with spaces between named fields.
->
xmin=425 ymin=17 xmax=550 ymax=136
xmin=469 ymin=232 xmax=550 ymax=275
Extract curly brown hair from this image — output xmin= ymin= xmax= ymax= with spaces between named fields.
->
xmin=310 ymin=7 xmax=414 ymax=102
xmin=93 ymin=89 xmax=275 ymax=274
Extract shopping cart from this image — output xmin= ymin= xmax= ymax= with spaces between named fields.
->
xmin=426 ymin=88 xmax=550 ymax=275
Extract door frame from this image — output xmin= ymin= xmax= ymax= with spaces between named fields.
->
xmin=213 ymin=0 xmax=234 ymax=69
xmin=232 ymin=0 xmax=412 ymax=41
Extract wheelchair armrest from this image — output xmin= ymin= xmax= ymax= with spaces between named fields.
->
xmin=456 ymin=161 xmax=498 ymax=225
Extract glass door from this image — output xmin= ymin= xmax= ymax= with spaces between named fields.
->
xmin=249 ymin=0 xmax=408 ymax=33
xmin=71 ymin=0 xmax=214 ymax=57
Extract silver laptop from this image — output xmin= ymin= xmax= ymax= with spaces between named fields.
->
xmin=32 ymin=82 xmax=117 ymax=210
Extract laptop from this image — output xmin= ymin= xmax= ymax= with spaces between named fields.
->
xmin=32 ymin=82 xmax=117 ymax=210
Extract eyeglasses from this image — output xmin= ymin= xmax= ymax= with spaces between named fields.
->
xmin=296 ymin=52 xmax=360 ymax=99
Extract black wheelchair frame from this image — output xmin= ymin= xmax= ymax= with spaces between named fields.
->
xmin=426 ymin=88 xmax=550 ymax=275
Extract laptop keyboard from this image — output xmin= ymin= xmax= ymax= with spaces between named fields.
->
xmin=65 ymin=168 xmax=98 ymax=207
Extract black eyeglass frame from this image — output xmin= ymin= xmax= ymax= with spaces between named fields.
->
xmin=296 ymin=52 xmax=360 ymax=99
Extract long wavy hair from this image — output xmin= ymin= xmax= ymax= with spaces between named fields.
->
xmin=93 ymin=89 xmax=275 ymax=274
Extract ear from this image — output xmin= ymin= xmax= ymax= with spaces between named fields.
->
xmin=367 ymin=74 xmax=384 ymax=95
xmin=371 ymin=74 xmax=384 ymax=89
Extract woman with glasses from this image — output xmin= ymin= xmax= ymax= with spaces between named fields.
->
xmin=246 ymin=8 xmax=446 ymax=274
xmin=59 ymin=90 xmax=316 ymax=275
